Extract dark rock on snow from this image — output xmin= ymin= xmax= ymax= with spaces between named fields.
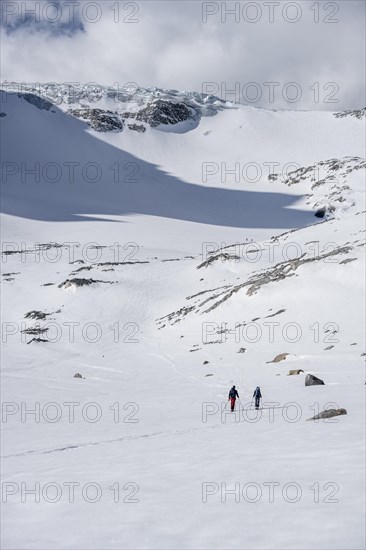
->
xmin=21 ymin=327 xmax=48 ymax=335
xmin=305 ymin=374 xmax=325 ymax=386
xmin=314 ymin=207 xmax=326 ymax=218
xmin=307 ymin=408 xmax=347 ymax=421
xmin=128 ymin=123 xmax=146 ymax=133
xmin=58 ymin=278 xmax=115 ymax=289
xmin=334 ymin=108 xmax=365 ymax=120
xmin=24 ymin=310 xmax=49 ymax=320
xmin=267 ymin=353 xmax=289 ymax=363
xmin=17 ymin=93 xmax=53 ymax=111
xmin=27 ymin=337 xmax=49 ymax=344
xmin=124 ymin=100 xmax=192 ymax=128
xmin=68 ymin=108 xmax=124 ymax=132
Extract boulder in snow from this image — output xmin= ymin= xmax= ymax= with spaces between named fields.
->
xmin=305 ymin=374 xmax=325 ymax=386
xmin=128 ymin=123 xmax=146 ymax=133
xmin=307 ymin=408 xmax=347 ymax=421
xmin=314 ymin=207 xmax=326 ymax=218
xmin=267 ymin=353 xmax=289 ymax=363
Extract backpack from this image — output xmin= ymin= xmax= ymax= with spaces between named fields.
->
xmin=229 ymin=388 xmax=236 ymax=398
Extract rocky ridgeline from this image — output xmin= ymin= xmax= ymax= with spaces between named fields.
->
xmin=269 ymin=156 xmax=366 ymax=218
xmin=68 ymin=100 xmax=197 ymax=132
xmin=156 ymin=240 xmax=360 ymax=328
xmin=268 ymin=156 xmax=365 ymax=187
xmin=334 ymin=108 xmax=366 ymax=120
xmin=16 ymin=93 xmax=54 ymax=111
xmin=2 ymin=83 xmax=233 ymax=132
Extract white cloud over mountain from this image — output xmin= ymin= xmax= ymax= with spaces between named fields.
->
xmin=1 ymin=0 xmax=365 ymax=110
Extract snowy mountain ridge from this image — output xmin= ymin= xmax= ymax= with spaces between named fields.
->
xmin=1 ymin=82 xmax=365 ymax=134
xmin=1 ymin=82 xmax=235 ymax=133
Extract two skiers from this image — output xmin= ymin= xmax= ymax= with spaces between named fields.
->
xmin=227 ymin=385 xmax=262 ymax=411
xmin=253 ymin=386 xmax=262 ymax=409
xmin=228 ymin=385 xmax=239 ymax=411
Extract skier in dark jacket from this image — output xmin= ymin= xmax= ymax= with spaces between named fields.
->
xmin=228 ymin=385 xmax=239 ymax=412
xmin=253 ymin=386 xmax=262 ymax=409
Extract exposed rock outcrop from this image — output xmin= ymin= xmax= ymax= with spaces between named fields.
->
xmin=24 ymin=309 xmax=60 ymax=320
xmin=334 ymin=108 xmax=365 ymax=119
xmin=123 ymin=100 xmax=193 ymax=127
xmin=58 ymin=278 xmax=115 ymax=289
xmin=68 ymin=108 xmax=124 ymax=132
xmin=17 ymin=93 xmax=53 ymax=111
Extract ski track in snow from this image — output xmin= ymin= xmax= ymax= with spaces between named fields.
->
xmin=1 ymin=424 xmax=220 ymax=460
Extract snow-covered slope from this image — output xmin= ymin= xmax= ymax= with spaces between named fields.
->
xmin=1 ymin=87 xmax=365 ymax=550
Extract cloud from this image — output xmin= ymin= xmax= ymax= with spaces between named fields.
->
xmin=1 ymin=0 xmax=85 ymax=36
xmin=1 ymin=0 xmax=365 ymax=110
